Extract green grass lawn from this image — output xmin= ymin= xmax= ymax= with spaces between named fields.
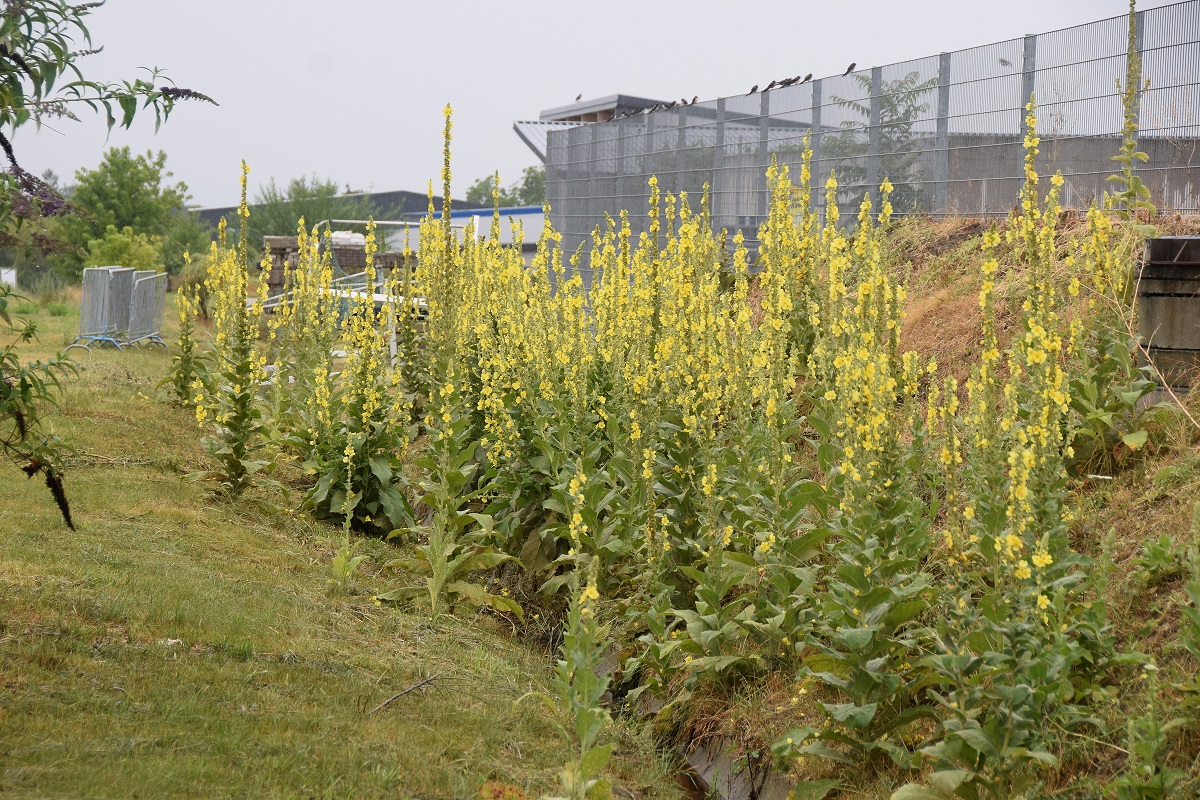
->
xmin=0 ymin=296 xmax=678 ymax=799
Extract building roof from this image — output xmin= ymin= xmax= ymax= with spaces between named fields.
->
xmin=195 ymin=189 xmax=486 ymax=231
xmin=514 ymin=94 xmax=666 ymax=162
xmin=513 ymin=120 xmax=580 ymax=163
xmin=539 ymin=94 xmax=663 ymax=122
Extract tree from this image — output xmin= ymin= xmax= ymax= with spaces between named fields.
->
xmin=248 ymin=175 xmax=380 ymax=240
xmin=158 ymin=208 xmax=214 ymax=275
xmin=57 ymin=147 xmax=211 ymax=275
xmin=0 ymin=2 xmax=214 ymax=253
xmin=70 ymin=148 xmax=187 ymax=236
xmin=512 ymin=165 xmax=545 ymax=206
xmin=465 ymin=166 xmax=545 ymax=207
xmin=0 ymin=0 xmax=211 ymax=529
xmin=83 ymin=224 xmax=161 ymax=271
xmin=824 ymin=71 xmax=937 ymax=214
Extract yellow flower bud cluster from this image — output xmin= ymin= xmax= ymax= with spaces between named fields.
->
xmin=809 ymin=173 xmax=918 ymax=514
xmin=956 ymin=101 xmax=1075 ymax=590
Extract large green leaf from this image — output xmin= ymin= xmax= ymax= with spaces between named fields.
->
xmin=951 ymin=727 xmax=997 ymax=756
xmin=821 ymin=701 xmax=877 ymax=729
xmin=838 ymin=626 xmax=876 ymax=651
xmin=1121 ymin=429 xmax=1148 ymax=450
xmin=890 ymin=785 xmax=948 ymax=800
xmin=788 ymin=778 xmax=841 ymax=800
xmin=578 ymin=743 xmax=612 ymax=779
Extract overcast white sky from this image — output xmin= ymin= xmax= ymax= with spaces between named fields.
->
xmin=11 ymin=0 xmax=1180 ymax=208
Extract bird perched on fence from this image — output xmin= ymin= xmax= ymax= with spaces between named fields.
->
xmin=747 ymin=84 xmax=758 ymax=94
xmin=664 ymin=100 xmax=677 ymax=109
xmin=691 ymin=95 xmax=698 ymax=104
xmin=843 ymin=63 xmax=856 ymax=76
xmin=801 ymin=73 xmax=813 ymax=84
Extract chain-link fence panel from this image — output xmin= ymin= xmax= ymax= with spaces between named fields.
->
xmin=546 ymin=1 xmax=1199 ymax=261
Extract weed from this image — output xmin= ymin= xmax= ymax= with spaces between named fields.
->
xmin=1110 ymin=666 xmax=1187 ymax=800
xmin=1135 ymin=534 xmax=1182 ymax=585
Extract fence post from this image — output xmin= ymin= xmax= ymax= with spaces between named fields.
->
xmin=1020 ymin=33 xmax=1037 ymax=128
xmin=867 ymin=66 xmax=882 ymax=212
xmin=615 ymin=115 xmax=626 ymax=170
xmin=646 ymin=110 xmax=658 ymax=249
xmin=811 ymin=79 xmax=823 ymax=222
xmin=1133 ymin=9 xmax=1146 ymax=149
xmin=759 ymin=91 xmax=771 ymax=226
xmin=934 ymin=52 xmax=952 ymax=218
xmin=715 ymin=97 xmax=726 ymax=230
xmin=677 ymin=104 xmax=688 ymax=197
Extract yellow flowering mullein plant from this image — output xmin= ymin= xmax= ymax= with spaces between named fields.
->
xmin=192 ymin=162 xmax=273 ymax=497
xmin=898 ymin=101 xmax=1115 ymax=800
xmin=1060 ymin=6 xmax=1158 ymax=469
xmin=302 ymin=220 xmax=413 ymax=535
xmin=266 ymin=219 xmax=339 ymax=444
xmin=781 ymin=175 xmax=937 ymax=768
xmin=160 ymin=252 xmax=206 ymax=407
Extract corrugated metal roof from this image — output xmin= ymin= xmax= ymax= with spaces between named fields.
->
xmin=512 ymin=119 xmax=579 ymax=163
xmin=539 ymin=94 xmax=663 ymax=121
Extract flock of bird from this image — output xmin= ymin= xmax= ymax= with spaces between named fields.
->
xmin=748 ymin=63 xmax=857 ymax=95
xmin=577 ymin=62 xmax=859 ymax=119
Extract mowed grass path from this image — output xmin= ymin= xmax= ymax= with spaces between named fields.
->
xmin=0 ymin=299 xmax=675 ymax=799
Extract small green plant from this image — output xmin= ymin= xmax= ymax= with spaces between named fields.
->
xmin=891 ymin=600 xmax=1067 ymax=800
xmin=329 ymin=537 xmax=367 ymax=592
xmin=12 ymin=300 xmax=37 ymax=315
xmin=1067 ymin=325 xmax=1155 ymax=471
xmin=1135 ymin=534 xmax=1182 ymax=585
xmin=159 ymin=270 xmax=207 ymax=406
xmin=622 ymin=589 xmax=683 ymax=705
xmin=672 ymin=544 xmax=760 ymax=684
xmin=540 ymin=563 xmax=614 ymax=800
xmin=381 ymin=373 xmax=519 ymax=619
xmin=46 ymin=301 xmax=68 ymax=317
xmin=1109 ymin=665 xmax=1187 ymax=800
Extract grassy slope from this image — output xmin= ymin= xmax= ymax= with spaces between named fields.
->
xmin=891 ymin=216 xmax=1200 ymax=795
xmin=0 ymin=300 xmax=677 ymax=799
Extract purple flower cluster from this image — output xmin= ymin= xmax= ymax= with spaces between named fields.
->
xmin=158 ymin=86 xmax=217 ymax=105
xmin=12 ymin=165 xmax=68 ymax=217
xmin=0 ymin=128 xmax=71 ymax=227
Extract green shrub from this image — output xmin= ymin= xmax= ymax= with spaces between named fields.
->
xmin=84 ymin=224 xmax=163 ymax=272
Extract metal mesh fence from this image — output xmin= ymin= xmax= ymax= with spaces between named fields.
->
xmin=69 ymin=267 xmax=168 ymax=352
xmin=127 ymin=272 xmax=168 ymax=346
xmin=102 ymin=267 xmax=135 ymax=337
xmin=546 ymin=1 xmax=1200 ymax=263
xmin=77 ymin=267 xmax=110 ymax=341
